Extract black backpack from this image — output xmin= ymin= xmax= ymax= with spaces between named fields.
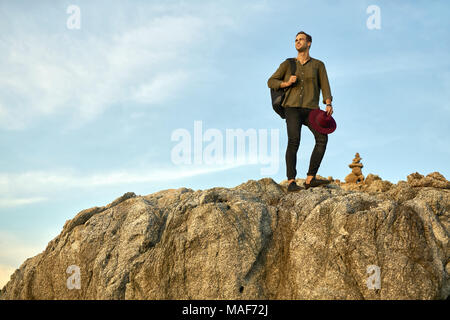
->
xmin=270 ymin=58 xmax=296 ymax=119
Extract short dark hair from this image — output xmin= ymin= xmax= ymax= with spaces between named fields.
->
xmin=296 ymin=31 xmax=312 ymax=43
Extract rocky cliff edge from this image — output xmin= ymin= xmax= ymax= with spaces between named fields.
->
xmin=0 ymin=172 xmax=449 ymax=300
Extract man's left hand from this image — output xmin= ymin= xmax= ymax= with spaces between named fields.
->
xmin=325 ymin=105 xmax=333 ymax=116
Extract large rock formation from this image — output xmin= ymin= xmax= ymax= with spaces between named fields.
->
xmin=0 ymin=172 xmax=449 ymax=300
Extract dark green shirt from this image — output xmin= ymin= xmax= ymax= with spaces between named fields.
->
xmin=267 ymin=57 xmax=332 ymax=109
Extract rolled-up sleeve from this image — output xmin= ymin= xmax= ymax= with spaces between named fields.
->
xmin=318 ymin=62 xmax=332 ymax=104
xmin=267 ymin=61 xmax=287 ymax=90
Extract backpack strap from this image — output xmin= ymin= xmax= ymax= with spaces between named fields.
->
xmin=287 ymin=58 xmax=297 ymax=76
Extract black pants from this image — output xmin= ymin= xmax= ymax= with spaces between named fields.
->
xmin=285 ymin=107 xmax=328 ymax=180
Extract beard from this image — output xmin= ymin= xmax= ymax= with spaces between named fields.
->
xmin=297 ymin=45 xmax=308 ymax=53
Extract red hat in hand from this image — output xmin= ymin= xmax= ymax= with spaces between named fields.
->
xmin=308 ymin=109 xmax=337 ymax=134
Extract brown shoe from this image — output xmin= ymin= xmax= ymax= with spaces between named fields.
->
xmin=304 ymin=177 xmax=330 ymax=190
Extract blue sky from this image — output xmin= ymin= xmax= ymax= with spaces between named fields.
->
xmin=1 ymin=0 xmax=449 ymax=287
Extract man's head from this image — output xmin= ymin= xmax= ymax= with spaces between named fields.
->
xmin=295 ymin=31 xmax=312 ymax=52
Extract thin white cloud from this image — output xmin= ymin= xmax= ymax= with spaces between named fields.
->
xmin=0 ymin=6 xmax=235 ymax=131
xmin=341 ymin=52 xmax=449 ymax=80
xmin=131 ymin=71 xmax=189 ymax=105
xmin=0 ymin=163 xmax=248 ymax=207
xmin=0 ymin=197 xmax=47 ymax=209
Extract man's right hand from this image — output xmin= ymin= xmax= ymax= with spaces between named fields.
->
xmin=288 ymin=75 xmax=297 ymax=86
xmin=281 ymin=76 xmax=297 ymax=88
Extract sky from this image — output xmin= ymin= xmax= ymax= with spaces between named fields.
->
xmin=0 ymin=0 xmax=449 ymax=288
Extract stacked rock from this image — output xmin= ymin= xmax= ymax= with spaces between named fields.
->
xmin=345 ymin=152 xmax=365 ymax=184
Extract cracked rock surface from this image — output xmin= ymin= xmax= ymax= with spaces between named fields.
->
xmin=0 ymin=173 xmax=449 ymax=300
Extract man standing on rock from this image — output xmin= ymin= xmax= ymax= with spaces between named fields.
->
xmin=268 ymin=31 xmax=334 ymax=192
